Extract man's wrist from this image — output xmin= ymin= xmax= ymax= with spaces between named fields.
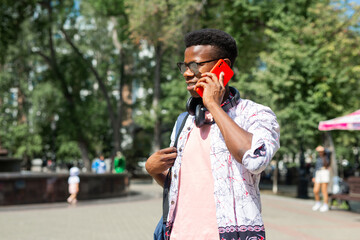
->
xmin=206 ymin=101 xmax=222 ymax=112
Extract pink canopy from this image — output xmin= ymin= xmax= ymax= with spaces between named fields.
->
xmin=318 ymin=110 xmax=360 ymax=131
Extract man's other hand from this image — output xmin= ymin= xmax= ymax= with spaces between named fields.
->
xmin=145 ymin=147 xmax=177 ymax=176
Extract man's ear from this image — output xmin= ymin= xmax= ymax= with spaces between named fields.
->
xmin=224 ymin=58 xmax=232 ymax=68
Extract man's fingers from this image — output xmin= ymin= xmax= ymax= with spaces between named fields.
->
xmin=201 ymin=72 xmax=218 ymax=81
xmin=162 ymin=152 xmax=177 ymax=161
xmin=195 ymin=81 xmax=207 ymax=89
xmin=196 ymin=77 xmax=210 ymax=85
xmin=219 ymin=72 xmax=225 ymax=88
xmin=166 ymin=159 xmax=175 ymax=165
xmin=159 ymin=147 xmax=177 ymax=154
xmin=199 ymin=74 xmax=217 ymax=84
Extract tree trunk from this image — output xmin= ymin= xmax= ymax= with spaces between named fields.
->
xmin=62 ymin=19 xmax=127 ymax=161
xmin=111 ymin=17 xmax=125 ymax=159
xmin=44 ymin=1 xmax=91 ymax=170
xmin=152 ymin=43 xmax=163 ymax=152
xmin=109 ymin=50 xmax=125 ymax=171
xmin=78 ymin=140 xmax=91 ymax=171
xmin=61 ymin=27 xmax=119 ymax=155
xmin=17 ymin=83 xmax=27 ymax=124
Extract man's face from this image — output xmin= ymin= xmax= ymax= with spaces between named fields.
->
xmin=182 ymin=45 xmax=219 ymax=97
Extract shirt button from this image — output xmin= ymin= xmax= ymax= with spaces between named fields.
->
xmin=187 ymin=127 xmax=191 ymax=131
xmin=179 ymin=148 xmax=182 ymax=152
xmin=171 ymin=201 xmax=175 ymax=205
xmin=174 ymin=174 xmax=177 ymax=179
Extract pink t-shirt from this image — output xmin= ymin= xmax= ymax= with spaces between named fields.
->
xmin=170 ymin=123 xmax=219 ymax=240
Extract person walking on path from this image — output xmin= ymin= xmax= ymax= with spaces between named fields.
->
xmin=312 ymin=145 xmax=331 ymax=212
xmin=67 ymin=166 xmax=80 ymax=204
xmin=146 ymin=29 xmax=280 ymax=240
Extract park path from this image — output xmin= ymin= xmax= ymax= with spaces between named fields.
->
xmin=0 ymin=181 xmax=359 ymax=240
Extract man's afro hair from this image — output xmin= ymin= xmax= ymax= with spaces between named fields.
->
xmin=184 ymin=29 xmax=238 ymax=67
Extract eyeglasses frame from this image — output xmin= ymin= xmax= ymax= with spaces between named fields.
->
xmin=177 ymin=58 xmax=222 ymax=75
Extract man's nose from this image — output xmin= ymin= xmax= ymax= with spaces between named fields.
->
xmin=183 ymin=67 xmax=194 ymax=77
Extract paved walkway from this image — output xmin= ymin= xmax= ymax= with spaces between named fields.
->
xmin=1 ymin=181 xmax=359 ymax=240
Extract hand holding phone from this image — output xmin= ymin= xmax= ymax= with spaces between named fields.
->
xmin=196 ymin=59 xmax=234 ymax=98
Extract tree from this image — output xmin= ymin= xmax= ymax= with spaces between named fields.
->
xmin=61 ymin=0 xmax=134 ymax=160
xmin=126 ymin=0 xmax=205 ymax=151
xmin=236 ymin=1 xmax=360 ymax=156
xmin=2 ymin=0 xmax=359 ymax=173
xmin=0 ymin=8 xmax=42 ymax=168
xmin=1 ymin=0 xmax=136 ymax=170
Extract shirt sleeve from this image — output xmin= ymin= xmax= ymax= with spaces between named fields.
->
xmin=240 ymin=105 xmax=280 ymax=175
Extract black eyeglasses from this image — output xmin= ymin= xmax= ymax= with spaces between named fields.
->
xmin=177 ymin=58 xmax=220 ymax=75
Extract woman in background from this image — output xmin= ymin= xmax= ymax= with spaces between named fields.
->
xmin=312 ymin=145 xmax=331 ymax=212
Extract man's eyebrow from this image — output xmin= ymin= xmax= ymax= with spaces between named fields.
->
xmin=182 ymin=61 xmax=194 ymax=65
xmin=183 ymin=60 xmax=199 ymax=64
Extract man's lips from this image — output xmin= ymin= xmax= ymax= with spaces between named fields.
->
xmin=186 ymin=80 xmax=197 ymax=90
xmin=187 ymin=84 xmax=195 ymax=90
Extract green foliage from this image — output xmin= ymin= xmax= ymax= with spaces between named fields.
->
xmin=0 ymin=0 xmax=36 ymax=63
xmin=1 ymin=0 xmax=360 ymax=169
xmin=56 ymin=139 xmax=81 ymax=162
xmin=0 ymin=0 xmax=131 ymax=166
xmin=88 ymin=0 xmax=125 ymax=16
xmin=125 ymin=0 xmax=198 ymax=46
xmin=1 ymin=123 xmax=42 ymax=159
xmin=30 ymin=82 xmax=63 ymax=129
xmin=231 ymin=1 xmax=360 ymax=157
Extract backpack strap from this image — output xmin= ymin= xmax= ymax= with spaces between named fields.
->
xmin=173 ymin=112 xmax=189 ymax=148
xmin=162 ymin=112 xmax=189 ymax=224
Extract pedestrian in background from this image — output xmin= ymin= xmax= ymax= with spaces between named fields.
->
xmin=67 ymin=166 xmax=80 ymax=204
xmin=113 ymin=151 xmax=126 ymax=173
xmin=92 ymin=154 xmax=107 ymax=174
xmin=312 ymin=145 xmax=331 ymax=212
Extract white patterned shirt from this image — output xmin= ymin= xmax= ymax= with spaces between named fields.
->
xmin=166 ymin=97 xmax=280 ymax=240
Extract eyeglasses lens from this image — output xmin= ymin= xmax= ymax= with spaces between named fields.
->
xmin=178 ymin=63 xmax=187 ymax=74
xmin=178 ymin=62 xmax=199 ymax=74
xmin=188 ymin=62 xmax=199 ymax=74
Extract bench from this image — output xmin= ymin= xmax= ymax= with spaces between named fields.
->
xmin=330 ymin=176 xmax=360 ymax=210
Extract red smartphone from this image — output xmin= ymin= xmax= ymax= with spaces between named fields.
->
xmin=195 ymin=59 xmax=234 ymax=97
